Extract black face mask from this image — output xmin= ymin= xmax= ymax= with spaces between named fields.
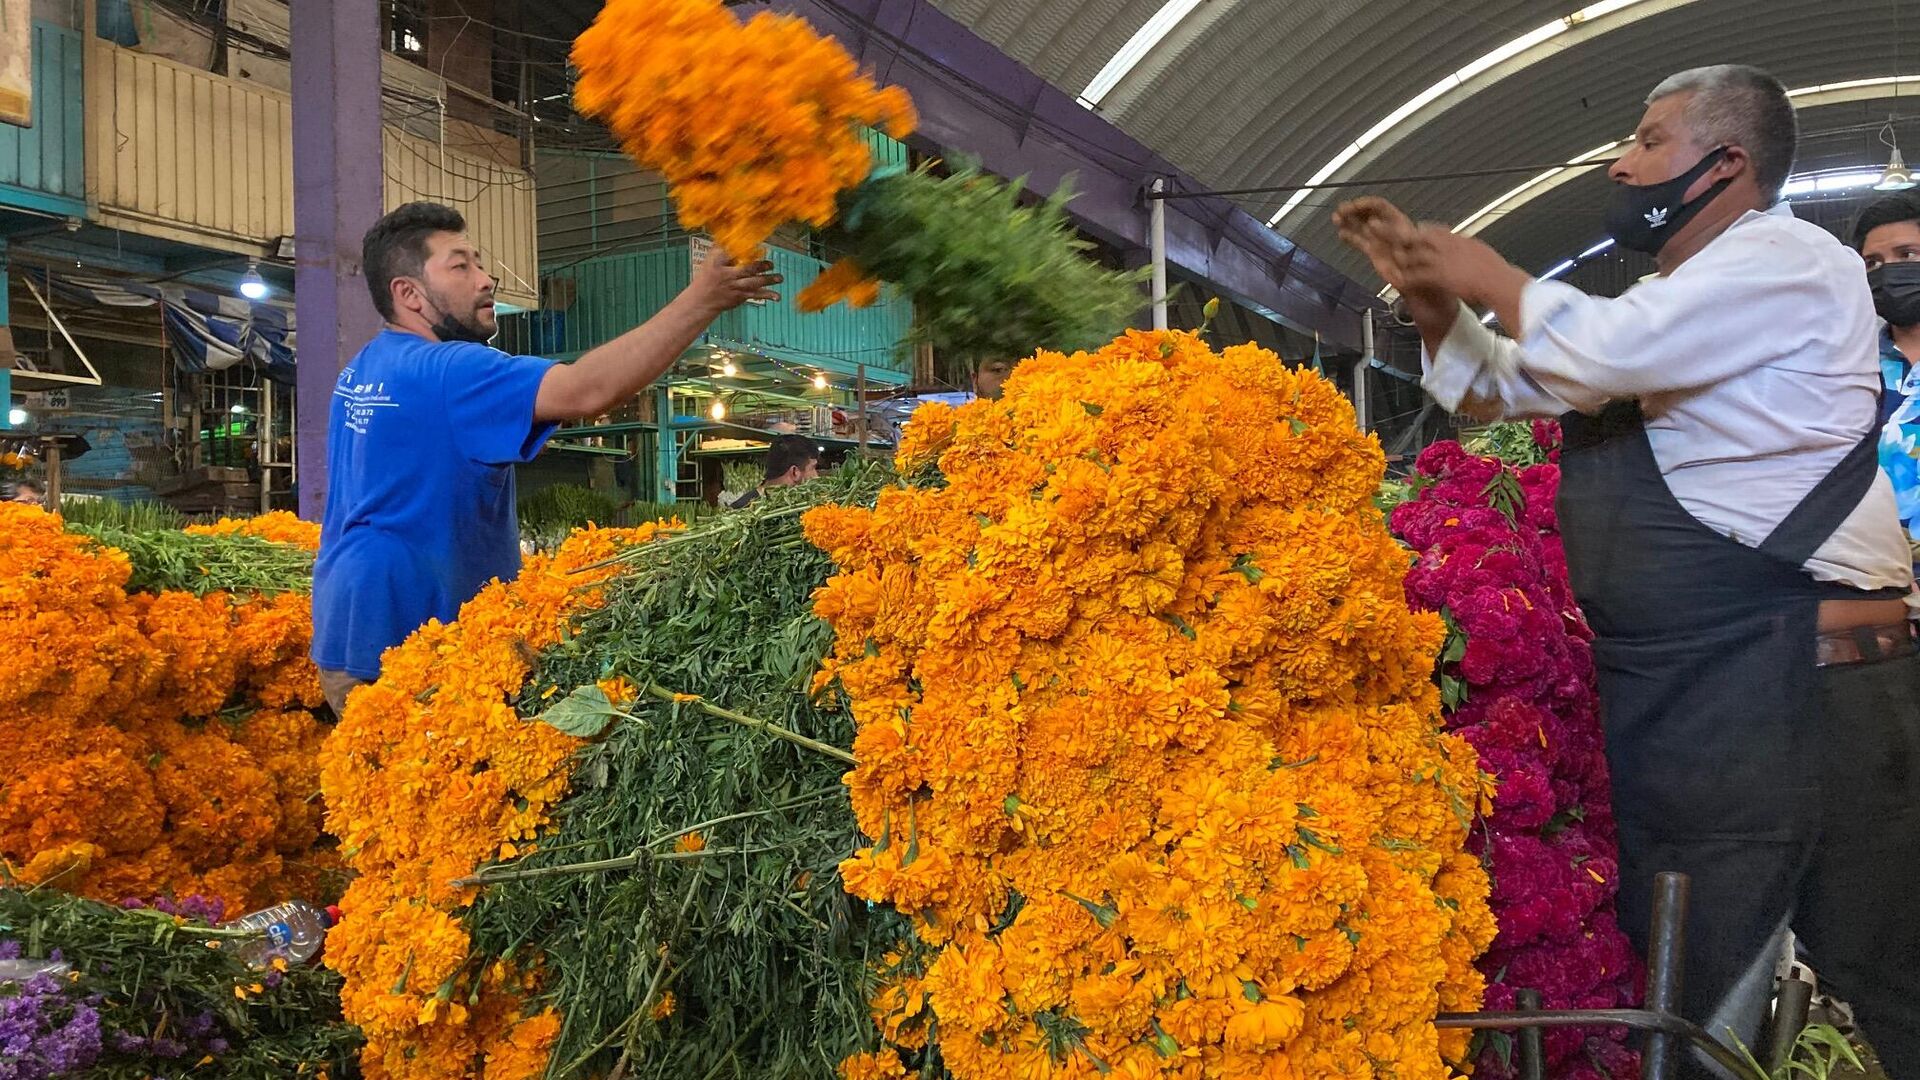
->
xmin=1603 ymin=146 xmax=1733 ymax=255
xmin=1869 ymin=262 xmax=1920 ymax=328
xmin=409 ymin=281 xmax=494 ymax=345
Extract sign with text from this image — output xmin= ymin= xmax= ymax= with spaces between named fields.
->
xmin=0 ymin=0 xmax=30 ymax=128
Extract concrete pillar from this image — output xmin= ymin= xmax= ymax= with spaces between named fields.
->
xmin=0 ymin=239 xmax=11 ymax=430
xmin=290 ymin=0 xmax=385 ymax=520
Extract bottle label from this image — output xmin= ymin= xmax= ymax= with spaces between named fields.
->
xmin=267 ymin=922 xmax=294 ymax=948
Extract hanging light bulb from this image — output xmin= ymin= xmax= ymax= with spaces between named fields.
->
xmin=238 ymin=262 xmax=270 ymax=301
xmin=812 ymin=372 xmax=829 ymax=390
xmin=709 ymin=398 xmax=728 ymax=421
xmin=1877 ymin=121 xmax=1917 ymax=191
xmin=721 ymin=358 xmax=738 ymax=378
xmin=7 ymin=407 xmax=26 ymax=427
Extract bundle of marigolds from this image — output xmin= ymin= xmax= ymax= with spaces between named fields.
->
xmin=0 ymin=503 xmax=337 ymax=912
xmin=570 ymin=0 xmax=914 ymax=260
xmin=808 ymin=328 xmax=1497 ymax=1078
xmin=318 ymin=520 xmax=680 ymax=1080
xmin=1386 ymin=423 xmax=1640 ymax=1080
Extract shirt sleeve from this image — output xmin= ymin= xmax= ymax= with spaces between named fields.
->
xmin=439 ymin=344 xmax=560 ymax=466
xmin=1502 ymin=221 xmax=1835 ymax=412
xmin=1421 ymin=301 xmax=1574 ymax=421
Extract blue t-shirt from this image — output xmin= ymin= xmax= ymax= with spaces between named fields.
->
xmin=311 ymin=330 xmax=557 ymax=678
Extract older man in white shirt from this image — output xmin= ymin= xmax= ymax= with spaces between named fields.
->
xmin=1340 ymin=65 xmax=1918 ymax=1076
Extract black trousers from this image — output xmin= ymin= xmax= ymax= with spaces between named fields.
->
xmin=1614 ymin=651 xmax=1920 ymax=1078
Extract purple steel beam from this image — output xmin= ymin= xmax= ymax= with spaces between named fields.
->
xmin=290 ymin=0 xmax=385 ymax=520
xmin=765 ymin=0 xmax=1370 ymax=347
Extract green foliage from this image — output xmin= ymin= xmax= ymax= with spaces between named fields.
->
xmin=57 ymin=497 xmax=187 ymax=532
xmin=67 ymin=524 xmax=313 ymax=596
xmin=1463 ymin=422 xmax=1552 ymax=469
xmin=823 ymin=163 xmax=1149 ymax=376
xmin=519 ymin=484 xmax=623 ymax=550
xmin=721 ymin=459 xmax=762 ymax=497
xmin=1728 ymin=1022 xmax=1867 ymax=1080
xmin=0 ymin=884 xmax=361 ymax=1079
xmin=465 ymin=462 xmax=909 ymax=1080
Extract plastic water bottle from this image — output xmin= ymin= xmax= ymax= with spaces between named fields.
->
xmin=224 ymin=900 xmax=340 ymax=968
xmin=0 ymin=958 xmax=71 ymax=983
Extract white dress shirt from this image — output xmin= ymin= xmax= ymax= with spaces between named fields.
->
xmin=1422 ymin=203 xmax=1913 ymax=594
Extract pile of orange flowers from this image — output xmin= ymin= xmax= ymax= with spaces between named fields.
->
xmin=186 ymin=509 xmax=321 ymax=550
xmin=318 ymin=521 xmax=677 ymax=1080
xmin=806 ymin=329 xmax=1497 ymax=1079
xmin=0 ymin=504 xmax=336 ymax=910
xmin=570 ymin=0 xmax=914 ymax=261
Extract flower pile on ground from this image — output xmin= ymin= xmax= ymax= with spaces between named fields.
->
xmin=571 ymin=0 xmax=913 ymax=260
xmin=318 ymin=521 xmax=679 ymax=1080
xmin=186 ymin=509 xmax=321 ymax=550
xmin=0 ymin=505 xmax=338 ymax=912
xmin=1386 ymin=423 xmax=1640 ymax=1080
xmin=0 ymin=884 xmax=360 ymax=1078
xmin=808 ymin=329 xmax=1497 ymax=1078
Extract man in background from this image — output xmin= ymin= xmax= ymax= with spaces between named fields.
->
xmin=311 ymin=202 xmax=779 ymax=714
xmin=1854 ymin=191 xmax=1920 ymax=571
xmin=729 ymin=434 xmax=821 ymax=510
xmin=972 ymin=356 xmax=1014 ymax=401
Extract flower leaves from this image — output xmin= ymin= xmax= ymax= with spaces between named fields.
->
xmin=537 ymin=683 xmax=620 ymax=739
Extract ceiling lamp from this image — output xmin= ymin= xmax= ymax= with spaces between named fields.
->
xmin=721 ymin=358 xmax=738 ymax=377
xmin=811 ymin=372 xmax=829 ymax=390
xmin=709 ymin=397 xmax=728 ymax=421
xmin=238 ymin=262 xmax=270 ymax=301
xmin=1877 ymin=122 xmax=1916 ymax=191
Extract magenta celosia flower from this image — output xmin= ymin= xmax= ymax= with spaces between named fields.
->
xmin=1389 ymin=438 xmax=1640 ymax=1080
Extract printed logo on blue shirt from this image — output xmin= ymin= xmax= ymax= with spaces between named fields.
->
xmin=333 ymin=366 xmax=396 ymax=435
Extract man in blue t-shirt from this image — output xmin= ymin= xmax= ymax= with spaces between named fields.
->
xmin=311 ymin=202 xmax=779 ymax=713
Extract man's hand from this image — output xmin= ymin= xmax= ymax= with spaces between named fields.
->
xmin=1334 ymin=197 xmax=1419 ymax=291
xmin=1337 ymin=197 xmax=1467 ymax=353
xmin=684 ymin=251 xmax=782 ymax=317
xmin=1390 ymin=225 xmax=1533 ymax=331
xmin=534 ymin=253 xmax=782 ymax=423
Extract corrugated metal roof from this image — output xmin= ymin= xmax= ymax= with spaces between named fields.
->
xmin=931 ymin=0 xmax=1920 ymax=287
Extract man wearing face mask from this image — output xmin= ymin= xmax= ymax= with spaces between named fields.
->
xmin=1339 ymin=65 xmax=1919 ymax=1076
xmin=311 ymin=202 xmax=780 ymax=712
xmin=1853 ymin=192 xmax=1920 ymax=572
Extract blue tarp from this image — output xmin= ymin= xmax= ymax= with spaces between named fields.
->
xmin=44 ymin=273 xmax=297 ymax=384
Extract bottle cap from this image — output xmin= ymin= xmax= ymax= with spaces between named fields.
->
xmin=324 ymin=905 xmax=342 ymax=927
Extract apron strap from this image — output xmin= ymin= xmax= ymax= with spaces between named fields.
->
xmin=1757 ymin=423 xmax=1884 ymax=568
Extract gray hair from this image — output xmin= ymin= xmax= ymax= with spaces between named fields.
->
xmin=1647 ymin=65 xmax=1797 ymax=199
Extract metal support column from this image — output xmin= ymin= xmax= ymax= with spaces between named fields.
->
xmin=1356 ymin=314 xmax=1374 ymax=432
xmin=653 ymin=386 xmax=678 ymax=503
xmin=1149 ymin=178 xmax=1168 ymax=331
xmin=1643 ymin=872 xmax=1690 ymax=1080
xmin=290 ymin=0 xmax=385 ymax=520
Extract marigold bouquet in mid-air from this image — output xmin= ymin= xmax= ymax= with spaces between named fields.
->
xmin=570 ymin=0 xmax=914 ymax=260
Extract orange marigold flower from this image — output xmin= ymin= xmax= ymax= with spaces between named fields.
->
xmin=571 ymin=0 xmax=915 ymax=262
xmin=809 ymin=330 xmax=1495 ymax=1075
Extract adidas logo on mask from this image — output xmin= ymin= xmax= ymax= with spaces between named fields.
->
xmin=1644 ymin=206 xmax=1669 ymax=228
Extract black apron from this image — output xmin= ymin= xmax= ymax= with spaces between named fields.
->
xmin=1555 ymin=400 xmax=1890 ymax=1053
